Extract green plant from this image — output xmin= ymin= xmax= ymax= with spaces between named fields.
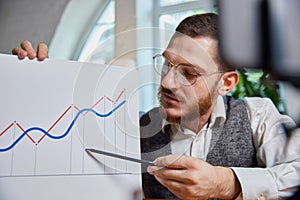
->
xmin=231 ymin=69 xmax=286 ymax=114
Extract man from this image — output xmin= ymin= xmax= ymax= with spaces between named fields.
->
xmin=12 ymin=13 xmax=299 ymax=200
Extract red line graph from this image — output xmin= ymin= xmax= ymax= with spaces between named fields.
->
xmin=0 ymin=123 xmax=13 ymax=136
xmin=0 ymin=89 xmax=126 ymax=146
xmin=16 ymin=122 xmax=36 ymax=144
xmin=88 ymin=89 xmax=125 ymax=112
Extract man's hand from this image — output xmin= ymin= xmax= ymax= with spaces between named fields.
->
xmin=147 ymin=155 xmax=241 ymax=200
xmin=12 ymin=40 xmax=48 ymax=61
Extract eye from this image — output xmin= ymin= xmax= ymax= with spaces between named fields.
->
xmin=178 ymin=65 xmax=198 ymax=79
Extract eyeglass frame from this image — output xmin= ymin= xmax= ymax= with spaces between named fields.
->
xmin=153 ymin=54 xmax=223 ymax=86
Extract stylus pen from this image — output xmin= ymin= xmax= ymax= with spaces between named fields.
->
xmin=85 ymin=148 xmax=155 ymax=165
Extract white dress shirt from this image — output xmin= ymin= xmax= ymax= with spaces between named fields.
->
xmin=169 ymin=95 xmax=300 ymax=199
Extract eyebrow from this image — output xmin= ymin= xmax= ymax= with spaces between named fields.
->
xmin=163 ymin=52 xmax=207 ymax=73
xmin=162 ymin=51 xmax=191 ymax=66
xmin=162 ymin=51 xmax=168 ymax=58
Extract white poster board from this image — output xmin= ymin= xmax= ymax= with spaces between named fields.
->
xmin=0 ymin=54 xmax=142 ymax=200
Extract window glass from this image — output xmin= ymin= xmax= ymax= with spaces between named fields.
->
xmin=78 ymin=1 xmax=115 ymax=63
xmin=160 ymin=0 xmax=199 ymax=6
xmin=76 ymin=0 xmax=218 ymax=112
xmin=158 ymin=9 xmax=207 ymax=48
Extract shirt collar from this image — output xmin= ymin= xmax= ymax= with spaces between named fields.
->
xmin=161 ymin=118 xmax=175 ymax=133
xmin=210 ymin=95 xmax=226 ymax=127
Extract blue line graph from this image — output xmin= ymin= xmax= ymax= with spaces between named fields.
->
xmin=0 ymin=100 xmax=126 ymax=152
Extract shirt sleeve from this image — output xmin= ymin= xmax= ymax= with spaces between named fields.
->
xmin=231 ymin=97 xmax=300 ymax=199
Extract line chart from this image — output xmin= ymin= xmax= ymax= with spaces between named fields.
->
xmin=0 ymin=88 xmax=125 ymax=152
xmin=0 ymin=87 xmax=134 ymax=177
xmin=0 ymin=100 xmax=125 ymax=152
xmin=0 ymin=54 xmax=141 ymax=200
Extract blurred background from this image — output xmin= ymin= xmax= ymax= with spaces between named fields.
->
xmin=0 ymin=0 xmax=299 ymax=122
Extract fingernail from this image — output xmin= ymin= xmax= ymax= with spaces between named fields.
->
xmin=28 ymin=51 xmax=36 ymax=59
xmin=38 ymin=54 xmax=46 ymax=61
xmin=18 ymin=51 xmax=25 ymax=58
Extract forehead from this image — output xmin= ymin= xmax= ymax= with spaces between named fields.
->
xmin=164 ymin=35 xmax=218 ymax=71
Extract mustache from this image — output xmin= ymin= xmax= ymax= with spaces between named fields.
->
xmin=158 ymin=86 xmax=184 ymax=102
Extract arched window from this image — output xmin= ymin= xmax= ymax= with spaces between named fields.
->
xmin=74 ymin=0 xmax=218 ymax=112
xmin=148 ymin=0 xmax=217 ymax=112
xmin=153 ymin=0 xmax=217 ymax=54
xmin=78 ymin=1 xmax=115 ymax=63
xmin=58 ymin=0 xmax=285 ymax=114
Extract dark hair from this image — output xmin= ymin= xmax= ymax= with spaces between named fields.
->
xmin=175 ymin=13 xmax=236 ymax=72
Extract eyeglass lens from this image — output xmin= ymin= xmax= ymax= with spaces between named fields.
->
xmin=154 ymin=55 xmax=198 ymax=86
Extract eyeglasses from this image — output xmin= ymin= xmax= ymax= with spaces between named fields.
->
xmin=153 ymin=54 xmax=222 ymax=86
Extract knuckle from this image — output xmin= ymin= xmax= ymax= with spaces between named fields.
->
xmin=11 ymin=48 xmax=18 ymax=55
xmin=184 ymin=171 xmax=198 ymax=184
xmin=38 ymin=43 xmax=48 ymax=49
xmin=21 ymin=40 xmax=33 ymax=50
xmin=183 ymin=186 xmax=196 ymax=196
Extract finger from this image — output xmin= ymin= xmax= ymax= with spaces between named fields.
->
xmin=155 ymin=174 xmax=184 ymax=186
xmin=152 ymin=167 xmax=183 ymax=181
xmin=154 ymin=155 xmax=191 ymax=169
xmin=12 ymin=47 xmax=28 ymax=59
xmin=20 ymin=40 xmax=36 ymax=59
xmin=36 ymin=42 xmax=48 ymax=61
xmin=155 ymin=175 xmax=205 ymax=200
xmin=147 ymin=165 xmax=165 ymax=174
xmin=150 ymin=166 xmax=193 ymax=184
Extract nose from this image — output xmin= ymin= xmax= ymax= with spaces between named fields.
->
xmin=161 ymin=67 xmax=180 ymax=90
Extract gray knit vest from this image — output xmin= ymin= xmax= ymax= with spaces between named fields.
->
xmin=140 ymin=96 xmax=257 ymax=200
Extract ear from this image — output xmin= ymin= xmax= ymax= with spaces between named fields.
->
xmin=218 ymin=71 xmax=239 ymax=95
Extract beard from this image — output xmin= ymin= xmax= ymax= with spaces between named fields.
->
xmin=158 ymin=86 xmax=215 ymax=125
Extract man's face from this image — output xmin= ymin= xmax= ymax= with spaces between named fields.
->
xmin=158 ymin=34 xmax=221 ymax=124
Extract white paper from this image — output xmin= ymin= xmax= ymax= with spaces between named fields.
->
xmin=0 ymin=54 xmax=142 ymax=200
